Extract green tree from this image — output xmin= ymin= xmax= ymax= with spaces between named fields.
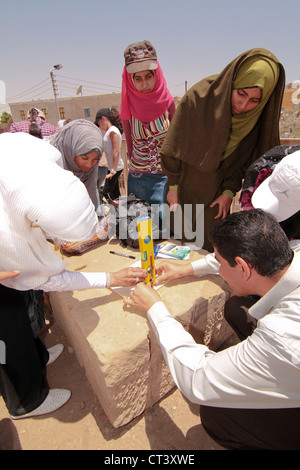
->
xmin=0 ymin=111 xmax=12 ymax=123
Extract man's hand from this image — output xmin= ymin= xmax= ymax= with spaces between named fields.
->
xmin=123 ymin=282 xmax=161 ymax=312
xmin=156 ymin=261 xmax=194 ymax=283
xmin=110 ymin=267 xmax=147 ymax=287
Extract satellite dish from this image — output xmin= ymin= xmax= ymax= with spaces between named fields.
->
xmin=76 ymin=85 xmax=83 ymax=96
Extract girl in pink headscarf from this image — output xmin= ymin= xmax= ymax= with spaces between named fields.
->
xmin=120 ymin=40 xmax=176 ymax=215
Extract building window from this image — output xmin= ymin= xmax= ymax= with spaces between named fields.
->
xmin=59 ymin=107 xmax=65 ymax=119
xmin=20 ymin=110 xmax=25 ymax=120
xmin=84 ymin=108 xmax=91 ymax=118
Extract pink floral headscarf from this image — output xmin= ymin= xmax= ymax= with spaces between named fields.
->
xmin=120 ymin=62 xmax=174 ymax=123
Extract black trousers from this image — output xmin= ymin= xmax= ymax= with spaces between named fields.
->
xmin=102 ymin=170 xmax=123 ymax=201
xmin=0 ymin=284 xmax=49 ymax=416
xmin=200 ymin=295 xmax=300 ymax=450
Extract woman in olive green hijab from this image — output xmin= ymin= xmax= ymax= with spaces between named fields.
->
xmin=160 ymin=48 xmax=285 ymax=251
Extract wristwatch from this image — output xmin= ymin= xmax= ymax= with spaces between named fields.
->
xmin=110 ymin=170 xmax=116 ymax=175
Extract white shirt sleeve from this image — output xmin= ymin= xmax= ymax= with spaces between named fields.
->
xmin=147 ymin=300 xmax=299 ymax=408
xmin=39 ymin=270 xmax=107 ymax=292
xmin=191 ymin=253 xmax=220 ymax=276
xmin=147 ymin=301 xmax=214 ymax=403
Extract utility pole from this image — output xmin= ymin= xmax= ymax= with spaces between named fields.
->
xmin=185 ymin=81 xmax=188 ymax=93
xmin=50 ymin=64 xmax=63 ymax=121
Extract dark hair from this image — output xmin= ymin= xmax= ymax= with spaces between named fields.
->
xmin=132 ymin=70 xmax=155 ymax=79
xmin=95 ymin=107 xmax=123 ymax=134
xmin=107 ymin=108 xmax=123 ymax=134
xmin=29 ymin=122 xmax=42 ymax=139
xmin=209 ymin=209 xmax=293 ymax=277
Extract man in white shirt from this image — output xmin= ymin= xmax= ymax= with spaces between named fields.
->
xmin=124 ymin=210 xmax=300 ymax=450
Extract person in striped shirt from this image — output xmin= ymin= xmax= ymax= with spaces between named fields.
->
xmin=120 ymin=40 xmax=176 ymax=222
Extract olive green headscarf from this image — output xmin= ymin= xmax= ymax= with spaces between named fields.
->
xmin=223 ymin=57 xmax=280 ymax=160
xmin=160 ymin=48 xmax=285 ymax=174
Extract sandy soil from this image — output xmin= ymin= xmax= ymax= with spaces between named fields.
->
xmin=0 ymin=310 xmax=225 ymax=451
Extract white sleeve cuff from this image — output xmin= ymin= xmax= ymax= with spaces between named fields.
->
xmin=191 ymin=253 xmax=220 ymax=276
xmin=39 ymin=270 xmax=107 ymax=292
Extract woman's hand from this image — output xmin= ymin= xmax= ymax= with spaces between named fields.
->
xmin=123 ymin=282 xmax=161 ymax=312
xmin=0 ymin=270 xmax=20 ymax=281
xmin=110 ymin=267 xmax=147 ymax=287
xmin=156 ymin=261 xmax=194 ymax=283
xmin=166 ymin=188 xmax=178 ymax=211
xmin=210 ymin=193 xmax=232 ymax=220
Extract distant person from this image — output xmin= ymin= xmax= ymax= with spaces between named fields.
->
xmin=125 ymin=210 xmax=300 ymax=450
xmin=120 ymin=40 xmax=176 ymax=216
xmin=57 ymin=119 xmax=72 ymax=128
xmin=0 ymin=132 xmax=146 ymax=420
xmin=10 ymin=107 xmax=60 ymax=138
xmin=94 ymin=107 xmax=124 ymax=201
xmin=50 ymin=119 xmax=104 ymax=217
xmin=57 ymin=119 xmax=65 ymax=128
xmin=160 ymin=48 xmax=285 ymax=251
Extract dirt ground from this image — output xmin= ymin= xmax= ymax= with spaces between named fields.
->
xmin=0 ymin=308 xmax=225 ymax=451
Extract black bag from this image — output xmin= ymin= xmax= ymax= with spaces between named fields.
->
xmin=108 ymin=194 xmax=160 ymax=249
xmin=241 ymin=145 xmax=300 ymax=240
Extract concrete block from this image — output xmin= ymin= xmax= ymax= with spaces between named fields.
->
xmin=49 ymin=241 xmax=233 ymax=427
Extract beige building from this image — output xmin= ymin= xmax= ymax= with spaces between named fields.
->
xmin=9 ymin=93 xmax=122 ymax=126
xmin=9 ymin=93 xmax=182 ymax=126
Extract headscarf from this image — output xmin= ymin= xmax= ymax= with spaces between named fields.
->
xmin=50 ymin=119 xmax=103 ymax=209
xmin=223 ymin=56 xmax=280 ymax=159
xmin=160 ymin=48 xmax=285 ymax=173
xmin=27 ymin=107 xmax=46 ymax=121
xmin=119 ymin=62 xmax=174 ymax=122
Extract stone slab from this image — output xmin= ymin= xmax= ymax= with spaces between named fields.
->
xmin=49 ymin=239 xmax=233 ymax=427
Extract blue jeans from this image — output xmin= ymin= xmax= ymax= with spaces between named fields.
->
xmin=128 ymin=172 xmax=167 ymax=221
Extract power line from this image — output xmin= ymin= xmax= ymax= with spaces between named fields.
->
xmin=7 ymin=78 xmax=51 ymax=101
xmin=28 ymin=87 xmax=54 ymax=100
xmin=12 ymin=83 xmax=53 ymax=101
xmin=58 ymin=74 xmax=121 ymax=90
xmin=56 ymin=83 xmax=121 ymax=96
xmin=6 ymin=71 xmax=184 ymax=104
xmin=7 ymin=74 xmax=122 ymax=103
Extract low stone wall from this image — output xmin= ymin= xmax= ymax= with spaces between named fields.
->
xmin=49 ymin=241 xmax=233 ymax=427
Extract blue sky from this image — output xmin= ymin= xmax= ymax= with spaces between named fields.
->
xmin=1 ymin=0 xmax=299 ymax=114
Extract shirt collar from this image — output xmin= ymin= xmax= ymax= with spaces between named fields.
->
xmin=249 ymin=250 xmax=300 ymax=320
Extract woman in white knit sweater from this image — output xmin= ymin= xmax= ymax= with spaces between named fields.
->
xmin=0 ymin=132 xmax=145 ymax=419
xmin=0 ymin=132 xmax=145 ymax=292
